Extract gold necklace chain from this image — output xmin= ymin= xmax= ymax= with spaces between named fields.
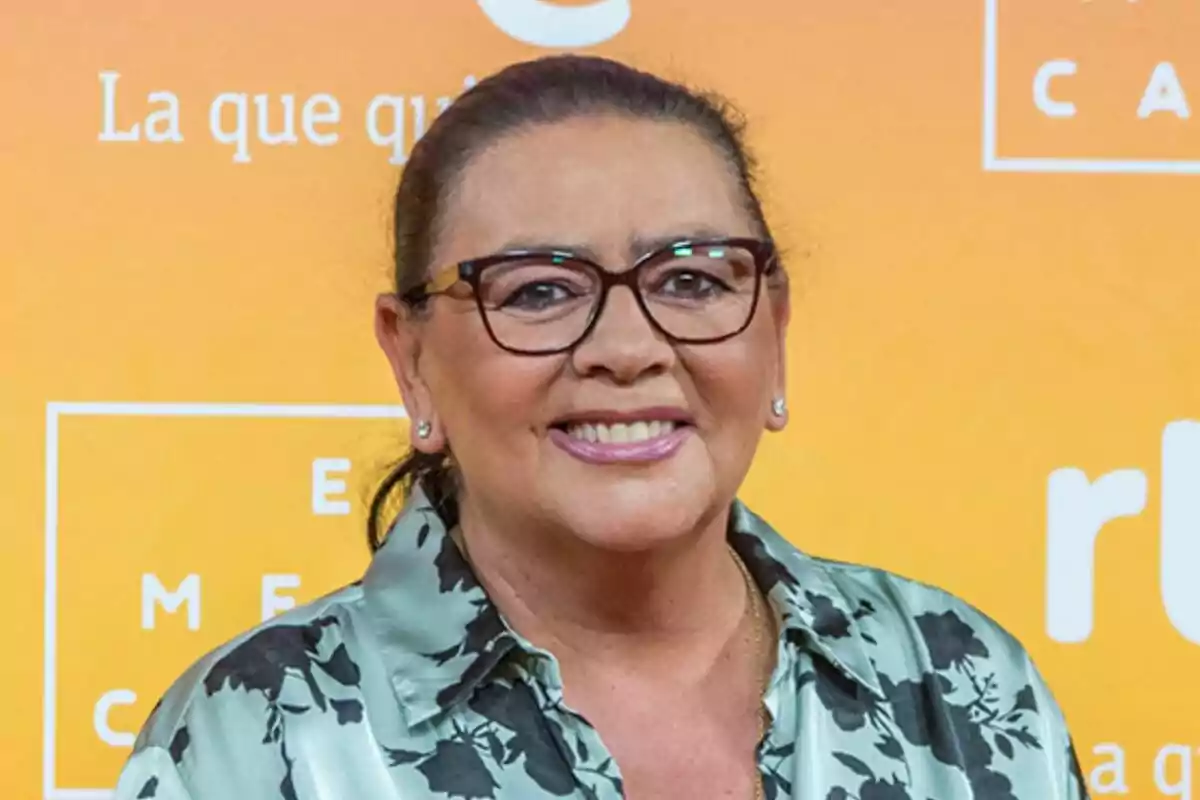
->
xmin=728 ymin=544 xmax=773 ymax=800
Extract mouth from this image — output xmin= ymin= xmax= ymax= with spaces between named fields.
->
xmin=547 ymin=409 xmax=695 ymax=464
xmin=557 ymin=419 xmax=685 ymax=444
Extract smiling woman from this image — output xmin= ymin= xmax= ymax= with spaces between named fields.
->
xmin=113 ymin=55 xmax=1091 ymax=800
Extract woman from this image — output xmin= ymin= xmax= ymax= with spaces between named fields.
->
xmin=115 ymin=55 xmax=1089 ymax=800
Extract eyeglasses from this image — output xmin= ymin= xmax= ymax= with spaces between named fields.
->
xmin=401 ymin=237 xmax=781 ymax=356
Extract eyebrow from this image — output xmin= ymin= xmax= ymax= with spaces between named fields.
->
xmin=493 ymin=226 xmax=737 ymax=263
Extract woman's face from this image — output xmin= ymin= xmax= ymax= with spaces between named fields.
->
xmin=376 ymin=114 xmax=789 ymax=550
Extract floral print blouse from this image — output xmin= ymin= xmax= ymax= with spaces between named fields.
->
xmin=114 ymin=491 xmax=1090 ymax=800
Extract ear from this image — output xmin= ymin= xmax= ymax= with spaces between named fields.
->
xmin=764 ymin=284 xmax=791 ymax=433
xmin=374 ymin=293 xmax=447 ymax=453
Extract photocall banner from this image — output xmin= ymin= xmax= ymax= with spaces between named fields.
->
xmin=2 ymin=0 xmax=1198 ymax=797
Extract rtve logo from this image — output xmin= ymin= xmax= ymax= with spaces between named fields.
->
xmin=1047 ymin=421 xmax=1200 ymax=645
xmin=476 ymin=0 xmax=631 ymax=47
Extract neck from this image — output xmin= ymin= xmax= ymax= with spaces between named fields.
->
xmin=454 ymin=498 xmax=750 ymax=684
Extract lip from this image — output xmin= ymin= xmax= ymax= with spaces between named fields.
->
xmin=548 ymin=424 xmax=693 ymax=465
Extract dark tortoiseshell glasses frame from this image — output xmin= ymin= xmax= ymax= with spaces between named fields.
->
xmin=400 ymin=236 xmax=781 ymax=356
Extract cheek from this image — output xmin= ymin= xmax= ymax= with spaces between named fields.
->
xmin=426 ymin=323 xmax=560 ymax=439
xmin=685 ymin=335 xmax=778 ymax=423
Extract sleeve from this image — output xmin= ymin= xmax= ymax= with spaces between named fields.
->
xmin=111 ymin=671 xmax=287 ymax=800
xmin=114 ymin=746 xmax=195 ymax=800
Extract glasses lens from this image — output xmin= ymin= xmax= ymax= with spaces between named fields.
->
xmin=638 ymin=243 xmax=761 ymax=341
xmin=477 ymin=256 xmax=601 ymax=352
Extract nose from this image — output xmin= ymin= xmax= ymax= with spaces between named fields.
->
xmin=570 ymin=285 xmax=676 ymax=383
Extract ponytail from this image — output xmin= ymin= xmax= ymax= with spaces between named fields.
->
xmin=366 ymin=449 xmax=458 ymax=552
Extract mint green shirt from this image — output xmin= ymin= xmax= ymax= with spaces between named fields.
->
xmin=115 ymin=492 xmax=1089 ymax=799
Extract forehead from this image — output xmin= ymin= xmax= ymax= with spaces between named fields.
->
xmin=435 ymin=115 xmax=756 ymax=264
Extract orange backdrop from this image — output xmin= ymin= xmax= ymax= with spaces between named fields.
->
xmin=3 ymin=1 xmax=1198 ymax=798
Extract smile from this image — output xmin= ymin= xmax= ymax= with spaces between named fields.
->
xmin=548 ymin=411 xmax=694 ymax=465
xmin=564 ymin=420 xmax=679 ymax=444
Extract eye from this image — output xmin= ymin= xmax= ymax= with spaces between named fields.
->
xmin=499 ymin=281 xmax=580 ymax=311
xmin=655 ymin=269 xmax=729 ymax=299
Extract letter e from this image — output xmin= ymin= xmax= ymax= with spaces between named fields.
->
xmin=313 ymin=458 xmax=351 ymax=515
xmin=262 ymin=574 xmax=301 ymax=621
xmin=302 ymin=94 xmax=341 ymax=146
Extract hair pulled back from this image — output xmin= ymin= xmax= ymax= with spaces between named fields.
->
xmin=367 ymin=54 xmax=774 ymax=552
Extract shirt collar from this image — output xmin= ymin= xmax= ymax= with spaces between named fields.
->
xmin=727 ymin=500 xmax=885 ymax=700
xmin=362 ymin=490 xmax=883 ymax=728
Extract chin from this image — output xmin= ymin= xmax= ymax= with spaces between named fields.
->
xmin=546 ymin=476 xmax=715 ymax=553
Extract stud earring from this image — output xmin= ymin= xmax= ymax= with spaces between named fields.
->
xmin=771 ymin=398 xmax=787 ymax=417
xmin=415 ymin=420 xmax=432 ymax=440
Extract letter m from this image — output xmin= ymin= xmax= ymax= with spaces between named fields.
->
xmin=142 ymin=573 xmax=201 ymax=630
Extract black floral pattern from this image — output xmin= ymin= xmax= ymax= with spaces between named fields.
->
xmin=199 ymin=615 xmax=364 ymax=797
xmin=808 ymin=591 xmax=853 ymax=639
xmin=916 ymin=611 xmax=990 ymax=670
xmin=167 ymin=727 xmax=189 ymax=764
xmin=380 ymin=677 xmax=628 ymax=799
xmin=387 ymin=738 xmax=500 ymax=799
xmin=760 ymin=741 xmax=797 ymax=800
xmin=800 ymin=605 xmax=1056 ymax=800
xmin=468 ymin=681 xmax=577 ymax=795
xmin=417 ymin=517 xmax=520 ymax=711
xmin=113 ymin=496 xmax=1089 ymax=800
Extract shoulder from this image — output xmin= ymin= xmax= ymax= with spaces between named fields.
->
xmin=816 ymin=555 xmax=1037 ymax=676
xmin=814 ymin=556 xmax=1089 ymax=782
xmin=791 ymin=554 xmax=1090 ymax=796
xmin=122 ymin=582 xmax=368 ymax=785
xmin=734 ymin=501 xmax=1037 ymax=678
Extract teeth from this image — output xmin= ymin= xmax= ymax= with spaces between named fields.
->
xmin=566 ymin=420 xmax=677 ymax=443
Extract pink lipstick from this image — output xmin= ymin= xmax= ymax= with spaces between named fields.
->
xmin=548 ymin=409 xmax=694 ymax=465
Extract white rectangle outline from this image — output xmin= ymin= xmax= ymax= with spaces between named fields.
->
xmin=44 ymin=402 xmax=407 ymax=800
xmin=983 ymin=0 xmax=1200 ymax=174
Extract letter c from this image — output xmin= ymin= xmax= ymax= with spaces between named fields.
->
xmin=1033 ymin=59 xmax=1078 ymax=118
xmin=95 ymin=689 xmax=138 ymax=747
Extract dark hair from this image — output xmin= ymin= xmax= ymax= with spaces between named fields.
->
xmin=366 ymin=54 xmax=776 ymax=552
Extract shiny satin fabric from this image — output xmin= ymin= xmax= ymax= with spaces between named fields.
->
xmin=115 ymin=491 xmax=1089 ymax=799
